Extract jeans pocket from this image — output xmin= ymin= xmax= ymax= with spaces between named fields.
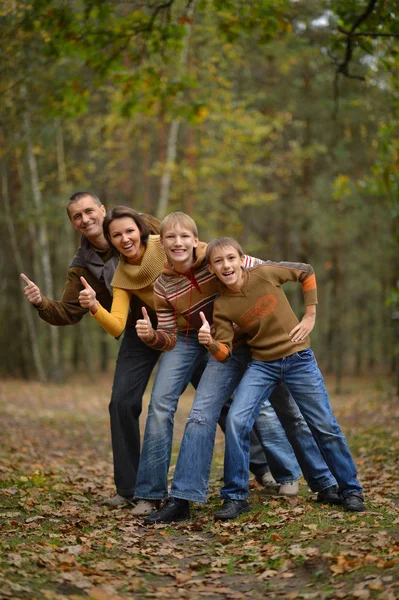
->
xmin=293 ymin=348 xmax=313 ymax=361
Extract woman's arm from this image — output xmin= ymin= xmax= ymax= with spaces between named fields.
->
xmin=78 ymin=277 xmax=131 ymax=338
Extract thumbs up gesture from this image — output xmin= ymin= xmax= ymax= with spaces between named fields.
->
xmin=198 ymin=311 xmax=212 ymax=347
xmin=136 ymin=306 xmax=154 ymax=341
xmin=20 ymin=273 xmax=43 ymax=306
xmin=78 ymin=276 xmax=98 ymax=313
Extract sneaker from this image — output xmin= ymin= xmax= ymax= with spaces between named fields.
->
xmin=100 ymin=493 xmax=134 ymax=507
xmin=214 ymin=499 xmax=250 ymax=521
xmin=316 ymin=485 xmax=342 ymax=505
xmin=256 ymin=471 xmax=278 ymax=488
xmin=342 ymin=493 xmax=365 ymax=512
xmin=278 ymin=481 xmax=299 ymax=497
xmin=131 ymin=500 xmax=161 ymax=516
xmin=144 ymin=498 xmax=190 ymax=524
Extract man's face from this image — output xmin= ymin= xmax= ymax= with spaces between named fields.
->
xmin=68 ymin=196 xmax=106 ymax=241
xmin=208 ymin=245 xmax=245 ymax=290
xmin=161 ymin=223 xmax=199 ymax=273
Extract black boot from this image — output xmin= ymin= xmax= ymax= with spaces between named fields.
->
xmin=342 ymin=493 xmax=365 ymax=512
xmin=144 ymin=498 xmax=190 ymax=524
xmin=316 ymin=485 xmax=342 ymax=505
xmin=214 ymin=499 xmax=250 ymax=521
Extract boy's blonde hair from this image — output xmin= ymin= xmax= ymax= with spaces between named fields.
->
xmin=160 ymin=211 xmax=198 ymax=238
xmin=206 ymin=237 xmax=244 ymax=264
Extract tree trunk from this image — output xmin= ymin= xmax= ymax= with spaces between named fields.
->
xmin=24 ymin=100 xmax=62 ymax=381
xmin=156 ymin=0 xmax=196 ymax=218
xmin=184 ymin=126 xmax=196 ymax=215
xmin=354 ymin=303 xmax=364 ymax=376
xmin=0 ymin=158 xmax=47 ymax=382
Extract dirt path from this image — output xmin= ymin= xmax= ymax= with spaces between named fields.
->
xmin=0 ymin=375 xmax=398 ymax=599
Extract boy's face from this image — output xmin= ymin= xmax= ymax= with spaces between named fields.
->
xmin=208 ymin=245 xmax=245 ymax=290
xmin=161 ymin=223 xmax=199 ymax=272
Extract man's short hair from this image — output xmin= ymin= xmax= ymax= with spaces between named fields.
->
xmin=103 ymin=206 xmax=150 ymax=249
xmin=160 ymin=211 xmax=199 ymax=238
xmin=205 ymin=237 xmax=244 ymax=264
xmin=67 ymin=192 xmax=102 ymax=217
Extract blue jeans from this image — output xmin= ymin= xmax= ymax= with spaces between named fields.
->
xmin=222 ymin=348 xmax=363 ymax=501
xmin=134 ymin=332 xmax=208 ymax=500
xmin=170 ymin=349 xmax=336 ymax=503
xmin=134 ymin=336 xmax=302 ymax=500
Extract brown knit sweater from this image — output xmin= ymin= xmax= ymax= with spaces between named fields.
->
xmin=207 ymin=261 xmax=318 ymax=362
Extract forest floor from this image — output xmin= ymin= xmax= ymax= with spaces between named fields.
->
xmin=0 ymin=372 xmax=398 ymax=600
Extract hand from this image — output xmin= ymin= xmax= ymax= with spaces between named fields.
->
xmin=78 ymin=276 xmax=98 ymax=313
xmin=20 ymin=273 xmax=42 ymax=306
xmin=289 ymin=313 xmax=315 ymax=343
xmin=136 ymin=306 xmax=154 ymax=341
xmin=198 ymin=311 xmax=212 ymax=346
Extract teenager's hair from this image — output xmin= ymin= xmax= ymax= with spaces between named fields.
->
xmin=103 ymin=206 xmax=150 ymax=249
xmin=67 ymin=192 xmax=102 ymax=216
xmin=205 ymin=237 xmax=244 ymax=264
xmin=160 ymin=211 xmax=198 ymax=238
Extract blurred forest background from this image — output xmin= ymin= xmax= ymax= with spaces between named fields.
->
xmin=0 ymin=0 xmax=398 ymax=391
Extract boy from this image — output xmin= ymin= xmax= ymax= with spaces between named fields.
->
xmin=134 ymin=214 xmax=339 ymax=523
xmin=198 ymin=237 xmax=364 ymax=519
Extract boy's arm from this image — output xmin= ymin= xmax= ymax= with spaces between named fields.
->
xmin=136 ymin=280 xmax=178 ymax=351
xmin=198 ymin=306 xmax=234 ymax=362
xmin=263 ymin=261 xmax=318 ymax=306
xmin=258 ymin=261 xmax=317 ymax=343
xmin=289 ymin=303 xmax=316 ymax=342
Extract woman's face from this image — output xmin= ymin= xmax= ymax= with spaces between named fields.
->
xmin=108 ymin=217 xmax=143 ymax=261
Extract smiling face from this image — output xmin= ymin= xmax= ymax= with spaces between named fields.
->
xmin=208 ymin=245 xmax=245 ymax=291
xmin=68 ymin=195 xmax=106 ymax=245
xmin=108 ymin=217 xmax=143 ymax=262
xmin=161 ymin=223 xmax=199 ymax=273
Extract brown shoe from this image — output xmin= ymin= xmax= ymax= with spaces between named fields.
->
xmin=131 ymin=500 xmax=161 ymax=516
xmin=100 ymin=494 xmax=134 ymax=507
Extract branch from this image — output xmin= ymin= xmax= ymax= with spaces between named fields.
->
xmin=332 ymin=0 xmax=378 ymax=119
xmin=336 ymin=0 xmax=378 ymax=78
xmin=338 ymin=27 xmax=399 ymax=39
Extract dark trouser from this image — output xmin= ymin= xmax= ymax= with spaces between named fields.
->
xmin=110 ymin=327 xmax=161 ymax=497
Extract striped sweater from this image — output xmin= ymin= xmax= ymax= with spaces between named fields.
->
xmin=144 ymin=242 xmax=262 ymax=351
xmin=207 ymin=262 xmax=318 ymax=362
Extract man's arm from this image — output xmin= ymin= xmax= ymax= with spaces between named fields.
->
xmin=21 ymin=268 xmax=91 ymax=326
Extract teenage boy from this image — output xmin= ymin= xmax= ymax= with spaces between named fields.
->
xmin=197 ymin=237 xmax=365 ymax=519
xmin=135 ymin=213 xmax=340 ymax=522
xmin=20 ymin=192 xmax=161 ymax=507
